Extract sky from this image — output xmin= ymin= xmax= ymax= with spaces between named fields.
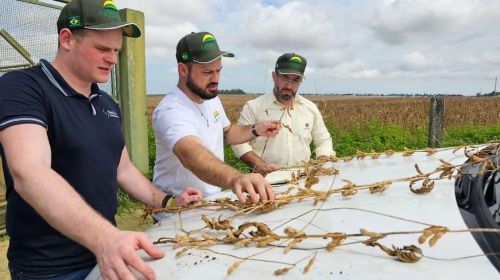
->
xmin=54 ymin=1 xmax=500 ymax=95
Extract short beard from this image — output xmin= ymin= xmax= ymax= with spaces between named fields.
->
xmin=273 ymin=84 xmax=296 ymax=103
xmin=186 ymin=70 xmax=218 ymax=100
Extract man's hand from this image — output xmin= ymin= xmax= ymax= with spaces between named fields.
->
xmin=95 ymin=229 xmax=164 ymax=280
xmin=231 ymin=173 xmax=276 ymax=204
xmin=253 ymin=162 xmax=279 ymax=176
xmin=317 ymin=155 xmax=330 ymax=161
xmin=255 ymin=120 xmax=281 ymax=137
xmin=175 ymin=187 xmax=202 ymax=206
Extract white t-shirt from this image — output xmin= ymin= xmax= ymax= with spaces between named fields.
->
xmin=152 ymin=87 xmax=230 ymax=197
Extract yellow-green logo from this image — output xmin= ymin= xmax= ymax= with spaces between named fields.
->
xmin=69 ymin=16 xmax=81 ymax=27
xmin=290 ymin=56 xmax=303 ymax=64
xmin=103 ymin=0 xmax=118 ymax=10
xmin=213 ymin=110 xmax=220 ymax=120
xmin=203 ymin=34 xmax=215 ymax=43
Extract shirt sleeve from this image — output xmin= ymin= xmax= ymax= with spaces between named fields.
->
xmin=0 ymin=71 xmax=48 ymax=131
xmin=311 ymin=104 xmax=335 ymax=157
xmin=152 ymin=105 xmax=199 ymax=152
xmin=231 ymin=102 xmax=256 ymax=158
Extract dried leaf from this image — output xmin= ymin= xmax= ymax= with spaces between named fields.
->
xmin=234 ymin=238 xmax=253 ymax=248
xmin=227 ymin=261 xmax=243 ymax=275
xmin=303 ymin=254 xmax=317 ymax=274
xmin=175 ymin=247 xmax=191 ymax=257
xmin=274 ymin=267 xmax=292 ymax=276
xmin=385 ymin=150 xmax=395 ymax=156
xmin=394 ymin=245 xmax=423 ymax=263
xmin=284 ymin=238 xmax=304 ymax=254
xmin=425 ymin=147 xmax=437 ymax=156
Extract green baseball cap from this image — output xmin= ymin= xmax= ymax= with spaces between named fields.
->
xmin=275 ymin=53 xmax=307 ymax=77
xmin=57 ymin=0 xmax=141 ymax=38
xmin=176 ymin=32 xmax=234 ymax=63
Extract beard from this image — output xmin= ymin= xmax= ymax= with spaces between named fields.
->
xmin=273 ymin=84 xmax=297 ymax=103
xmin=186 ymin=72 xmax=218 ymax=100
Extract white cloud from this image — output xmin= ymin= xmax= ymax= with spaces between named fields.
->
xmin=111 ymin=0 xmax=500 ymax=94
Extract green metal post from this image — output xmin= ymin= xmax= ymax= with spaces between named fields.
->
xmin=118 ymin=9 xmax=148 ymax=174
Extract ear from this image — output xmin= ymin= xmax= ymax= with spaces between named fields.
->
xmin=178 ymin=63 xmax=189 ymax=78
xmin=58 ymin=28 xmax=73 ymax=50
xmin=271 ymin=71 xmax=278 ymax=82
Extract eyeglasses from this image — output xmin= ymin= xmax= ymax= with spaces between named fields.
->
xmin=276 ymin=74 xmax=302 ymax=85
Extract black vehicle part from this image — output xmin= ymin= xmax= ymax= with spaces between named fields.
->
xmin=455 ymin=143 xmax=500 ymax=272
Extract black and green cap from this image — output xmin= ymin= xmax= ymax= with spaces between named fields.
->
xmin=57 ymin=0 xmax=141 ymax=38
xmin=176 ymin=31 xmax=234 ymax=63
xmin=275 ymin=53 xmax=307 ymax=78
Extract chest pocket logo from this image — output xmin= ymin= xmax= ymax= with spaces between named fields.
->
xmin=103 ymin=108 xmax=120 ymax=119
xmin=213 ymin=110 xmax=221 ymax=122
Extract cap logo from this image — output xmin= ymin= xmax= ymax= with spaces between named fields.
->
xmin=103 ymin=0 xmax=118 ymax=10
xmin=99 ymin=0 xmax=121 ymax=21
xmin=202 ymin=34 xmax=218 ymax=51
xmin=202 ymin=34 xmax=215 ymax=43
xmin=290 ymin=56 xmax=303 ymax=64
xmin=181 ymin=53 xmax=190 ymax=61
xmin=69 ymin=16 xmax=81 ymax=27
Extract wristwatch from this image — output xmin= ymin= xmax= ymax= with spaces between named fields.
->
xmin=161 ymin=194 xmax=175 ymax=208
xmin=251 ymin=124 xmax=259 ymax=137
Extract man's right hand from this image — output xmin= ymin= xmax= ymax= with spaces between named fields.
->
xmin=253 ymin=162 xmax=279 ymax=176
xmin=231 ymin=173 xmax=276 ymax=204
xmin=95 ymin=229 xmax=164 ymax=280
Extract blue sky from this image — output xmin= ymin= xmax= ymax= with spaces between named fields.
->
xmin=111 ymin=1 xmax=500 ymax=95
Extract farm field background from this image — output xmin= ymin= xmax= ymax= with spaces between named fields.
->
xmin=147 ymin=94 xmax=500 ymax=173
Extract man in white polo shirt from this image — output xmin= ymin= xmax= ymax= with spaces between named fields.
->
xmin=153 ymin=31 xmax=281 ymax=204
xmin=232 ymin=53 xmax=335 ymax=176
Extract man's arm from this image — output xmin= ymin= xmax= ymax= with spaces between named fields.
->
xmin=173 ymin=136 xmax=275 ymax=203
xmin=239 ymin=151 xmax=279 ymax=176
xmin=116 ymin=147 xmax=201 ymax=208
xmin=0 ymin=124 xmax=162 ymax=280
xmin=311 ymin=109 xmax=335 ymax=159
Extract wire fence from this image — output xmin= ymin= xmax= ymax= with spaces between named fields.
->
xmin=0 ymin=0 xmax=114 ymax=94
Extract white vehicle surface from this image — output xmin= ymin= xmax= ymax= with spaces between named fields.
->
xmin=87 ymin=144 xmax=500 ymax=279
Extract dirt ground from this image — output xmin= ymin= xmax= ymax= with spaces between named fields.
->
xmin=0 ymin=208 xmax=151 ymax=280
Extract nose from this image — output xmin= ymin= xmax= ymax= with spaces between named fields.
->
xmin=105 ymin=50 xmax=119 ymax=65
xmin=210 ymin=71 xmax=220 ymax=83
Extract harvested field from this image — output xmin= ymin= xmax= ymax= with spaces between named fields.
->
xmin=147 ymin=94 xmax=500 ymax=130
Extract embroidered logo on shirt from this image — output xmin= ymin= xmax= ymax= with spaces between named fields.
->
xmin=103 ymin=109 xmax=120 ymax=119
xmin=305 ymin=123 xmax=310 ymax=129
xmin=213 ymin=110 xmax=221 ymax=122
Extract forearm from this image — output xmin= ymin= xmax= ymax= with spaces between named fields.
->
xmin=240 ymin=151 xmax=266 ymax=170
xmin=225 ymin=124 xmax=254 ymax=145
xmin=118 ymin=165 xmax=165 ymax=208
xmin=175 ymin=136 xmax=241 ymax=189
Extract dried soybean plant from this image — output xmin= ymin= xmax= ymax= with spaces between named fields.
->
xmin=147 ymin=143 xmax=500 ymax=276
xmin=145 ymin=143 xmax=499 ymax=219
xmin=154 ymin=212 xmax=500 ymax=275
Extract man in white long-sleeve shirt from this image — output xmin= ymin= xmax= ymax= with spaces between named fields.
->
xmin=232 ymin=53 xmax=335 ymax=175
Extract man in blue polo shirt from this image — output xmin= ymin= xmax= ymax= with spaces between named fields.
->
xmin=0 ymin=1 xmax=201 ymax=279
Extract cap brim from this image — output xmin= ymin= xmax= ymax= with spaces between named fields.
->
xmin=86 ymin=22 xmax=142 ymax=38
xmin=193 ymin=51 xmax=235 ymax=63
xmin=277 ymin=69 xmax=304 ymax=78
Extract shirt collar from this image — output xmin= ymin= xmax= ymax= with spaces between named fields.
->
xmin=265 ymin=92 xmax=304 ymax=108
xmin=39 ymin=59 xmax=101 ymax=98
